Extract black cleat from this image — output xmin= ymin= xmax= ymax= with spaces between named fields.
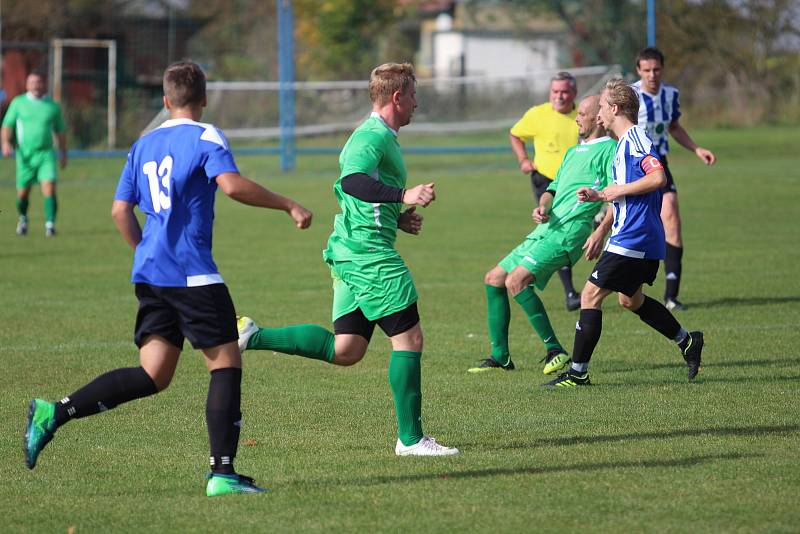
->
xmin=468 ymin=357 xmax=515 ymax=373
xmin=565 ymin=292 xmax=581 ymax=312
xmin=681 ymin=331 xmax=704 ymax=380
xmin=541 ymin=369 xmax=591 ymax=387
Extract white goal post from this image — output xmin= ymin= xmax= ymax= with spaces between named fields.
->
xmin=50 ymin=38 xmax=118 ymax=148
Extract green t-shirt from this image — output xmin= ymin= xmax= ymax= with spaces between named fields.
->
xmin=2 ymin=93 xmax=65 ymax=156
xmin=530 ymin=136 xmax=616 ymax=241
xmin=324 ymin=113 xmax=407 ymax=261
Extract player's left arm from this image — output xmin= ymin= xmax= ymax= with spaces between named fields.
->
xmin=668 ymin=120 xmax=716 ymax=165
xmin=55 ymin=132 xmax=68 ymax=169
xmin=398 ymin=206 xmax=423 ymax=235
xmin=532 ymin=190 xmax=554 ymax=223
xmin=54 ymin=105 xmax=68 ymax=168
xmin=111 ymin=200 xmax=142 ymax=250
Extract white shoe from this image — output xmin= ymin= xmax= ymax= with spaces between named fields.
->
xmin=16 ymin=216 xmax=27 ymax=236
xmin=395 ymin=436 xmax=459 ymax=456
xmin=236 ymin=316 xmax=258 ymax=352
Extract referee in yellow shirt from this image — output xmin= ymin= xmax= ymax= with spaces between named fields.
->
xmin=509 ymin=71 xmax=581 ymax=310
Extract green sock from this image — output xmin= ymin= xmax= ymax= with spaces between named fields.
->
xmin=16 ymin=197 xmax=29 ymax=218
xmin=513 ymin=287 xmax=563 ymax=352
xmin=389 ymin=350 xmax=423 ymax=446
xmin=44 ymin=195 xmax=57 ymax=224
xmin=247 ymin=324 xmax=335 ymax=363
xmin=485 ymin=284 xmax=511 ymax=365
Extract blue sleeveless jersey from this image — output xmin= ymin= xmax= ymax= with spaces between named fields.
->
xmin=114 ymin=118 xmax=239 ymax=287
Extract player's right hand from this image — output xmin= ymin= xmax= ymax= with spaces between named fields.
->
xmin=532 ymin=206 xmax=549 ymax=224
xmin=577 ymin=186 xmax=603 ymax=203
xmin=1 ymin=143 xmax=12 ymax=158
xmin=519 ymin=159 xmax=535 ymax=174
xmin=403 ymin=183 xmax=436 ymax=207
xmin=289 ymin=203 xmax=313 ymax=229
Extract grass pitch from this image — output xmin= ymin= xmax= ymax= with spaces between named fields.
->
xmin=1 ymin=127 xmax=798 ymax=532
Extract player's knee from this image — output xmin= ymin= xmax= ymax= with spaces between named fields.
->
xmin=148 ymin=372 xmax=173 ymax=392
xmin=484 ymin=268 xmax=505 ymax=287
xmin=333 ymin=351 xmax=364 ymax=366
xmin=618 ymin=295 xmax=636 ymax=310
xmin=504 ymin=275 xmax=523 ymax=295
xmin=392 ymin=324 xmax=423 ymax=352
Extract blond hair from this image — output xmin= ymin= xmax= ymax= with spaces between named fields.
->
xmin=369 ymin=63 xmax=416 ymax=105
xmin=603 ymin=78 xmax=639 ymax=124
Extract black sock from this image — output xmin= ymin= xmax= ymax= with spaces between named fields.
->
xmin=207 ymin=367 xmax=242 ymax=475
xmin=664 ymin=244 xmax=683 ymax=301
xmin=54 ymin=367 xmax=158 ymax=427
xmin=558 ymin=266 xmax=577 ymax=296
xmin=633 ymin=295 xmax=682 ymax=339
xmin=572 ymin=309 xmax=603 ymax=366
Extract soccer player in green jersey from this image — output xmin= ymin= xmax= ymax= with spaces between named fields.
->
xmin=471 ymin=95 xmax=616 ymax=376
xmin=2 ymin=72 xmax=67 ymax=237
xmin=237 ymin=63 xmax=458 ymax=456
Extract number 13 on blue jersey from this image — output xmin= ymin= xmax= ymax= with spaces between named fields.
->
xmin=143 ymin=156 xmax=173 ymax=213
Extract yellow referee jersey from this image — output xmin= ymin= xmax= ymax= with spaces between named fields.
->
xmin=510 ymin=102 xmax=578 ymax=180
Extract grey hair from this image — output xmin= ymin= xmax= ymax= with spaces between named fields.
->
xmin=551 ymin=71 xmax=577 ymax=92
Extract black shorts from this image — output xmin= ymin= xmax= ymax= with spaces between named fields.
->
xmin=588 ymin=252 xmax=659 ymax=297
xmin=134 ymin=283 xmax=238 ymax=350
xmin=530 ymin=171 xmax=553 ymax=201
xmin=333 ymin=302 xmax=420 ymax=342
xmin=660 ymin=157 xmax=677 ymax=194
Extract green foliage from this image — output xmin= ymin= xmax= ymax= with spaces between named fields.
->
xmin=295 ymin=0 xmax=398 ymax=79
xmin=505 ymin=0 xmax=645 ymax=67
xmin=1 ymin=126 xmax=799 ymax=531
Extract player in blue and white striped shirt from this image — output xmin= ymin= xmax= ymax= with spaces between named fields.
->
xmin=631 ymin=47 xmax=716 ymax=311
xmin=543 ymin=79 xmax=704 ymax=388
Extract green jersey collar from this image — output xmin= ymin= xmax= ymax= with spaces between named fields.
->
xmin=370 ymin=112 xmax=398 ymax=137
xmin=580 ymin=135 xmax=612 ymax=146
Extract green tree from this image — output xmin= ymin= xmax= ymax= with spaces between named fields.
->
xmin=295 ymin=0 xmax=398 ymax=79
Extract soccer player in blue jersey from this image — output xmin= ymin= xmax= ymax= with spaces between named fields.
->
xmin=632 ymin=47 xmax=716 ymax=311
xmin=474 ymin=95 xmax=615 ymax=376
xmin=23 ymin=62 xmax=312 ymax=496
xmin=543 ymin=79 xmax=703 ymax=387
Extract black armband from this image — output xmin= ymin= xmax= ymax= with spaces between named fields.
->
xmin=544 ymin=189 xmax=557 ymax=198
xmin=340 ymin=173 xmax=404 ymax=203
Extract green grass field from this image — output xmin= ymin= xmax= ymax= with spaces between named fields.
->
xmin=1 ymin=127 xmax=798 ymax=532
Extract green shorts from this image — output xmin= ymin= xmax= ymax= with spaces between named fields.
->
xmin=16 ymin=150 xmax=58 ymax=189
xmin=327 ymin=254 xmax=418 ymax=322
xmin=498 ymin=232 xmax=584 ymax=291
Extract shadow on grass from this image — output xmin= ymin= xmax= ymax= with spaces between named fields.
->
xmin=596 ymin=375 xmax=800 ymax=386
xmin=477 ymin=424 xmax=800 ymax=450
xmin=689 ymin=295 xmax=800 ymax=309
xmin=607 ymin=357 xmax=800 ymax=373
xmin=307 ymin=452 xmax=756 ymax=487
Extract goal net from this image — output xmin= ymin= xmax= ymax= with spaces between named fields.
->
xmin=143 ymin=64 xmax=621 ymax=142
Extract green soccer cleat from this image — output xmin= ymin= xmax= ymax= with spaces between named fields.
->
xmin=541 ymin=369 xmax=591 ymax=387
xmin=467 ymin=357 xmax=515 ymax=373
xmin=541 ymin=348 xmax=571 ymax=375
xmin=24 ymin=399 xmax=57 ymax=469
xmin=206 ymin=473 xmax=268 ymax=497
